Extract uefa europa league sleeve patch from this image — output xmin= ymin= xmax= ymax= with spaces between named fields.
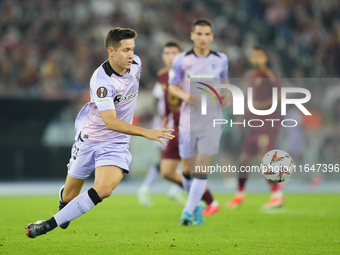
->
xmin=97 ymin=87 xmax=108 ymax=98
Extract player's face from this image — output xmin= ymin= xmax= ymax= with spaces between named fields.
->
xmin=109 ymin=39 xmax=135 ymax=71
xmin=250 ymin=50 xmax=268 ymax=70
xmin=162 ymin=46 xmax=180 ymax=68
xmin=191 ymin=25 xmax=213 ymax=50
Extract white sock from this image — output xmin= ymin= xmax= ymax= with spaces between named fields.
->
xmin=182 ymin=175 xmax=193 ymax=193
xmin=271 ymin=190 xmax=283 ymax=198
xmin=211 ymin=200 xmax=219 ymax=206
xmin=236 ymin=190 xmax=246 ymax=197
xmin=184 ymin=178 xmax=207 ymax=214
xmin=141 ymin=165 xmax=159 ymax=188
xmin=54 ymin=188 xmax=102 ymax=226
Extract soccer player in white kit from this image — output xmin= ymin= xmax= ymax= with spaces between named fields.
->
xmin=169 ymin=19 xmax=229 ymax=225
xmin=25 ymin=27 xmax=174 ymax=238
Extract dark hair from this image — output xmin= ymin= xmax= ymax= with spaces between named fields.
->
xmin=105 ymin=27 xmax=137 ymax=49
xmin=253 ymin=45 xmax=267 ymax=56
xmin=163 ymin=41 xmax=181 ymax=51
xmin=192 ymin=18 xmax=213 ymax=31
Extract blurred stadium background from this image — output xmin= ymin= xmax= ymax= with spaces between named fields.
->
xmin=1 ymin=0 xmax=340 ymax=193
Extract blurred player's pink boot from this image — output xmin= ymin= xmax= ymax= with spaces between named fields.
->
xmin=226 ymin=191 xmax=246 ymax=209
xmin=262 ymin=190 xmax=284 ymax=209
xmin=202 ymin=200 xmax=220 ymax=216
xmin=310 ymin=177 xmax=322 ymax=189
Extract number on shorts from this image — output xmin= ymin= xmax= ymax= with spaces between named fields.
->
xmin=72 ymin=145 xmax=79 ymax=160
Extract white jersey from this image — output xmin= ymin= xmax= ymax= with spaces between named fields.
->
xmin=75 ymin=55 xmax=142 ymax=143
xmin=169 ymin=49 xmax=228 ymax=132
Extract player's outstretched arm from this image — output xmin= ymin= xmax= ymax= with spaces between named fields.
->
xmin=169 ymin=84 xmax=199 ymax=105
xmin=100 ymin=109 xmax=174 ymax=145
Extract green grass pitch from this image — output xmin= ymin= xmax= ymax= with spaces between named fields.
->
xmin=0 ymin=194 xmax=339 ymax=254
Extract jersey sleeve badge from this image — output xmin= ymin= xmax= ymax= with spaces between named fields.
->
xmin=97 ymin=87 xmax=108 ymax=98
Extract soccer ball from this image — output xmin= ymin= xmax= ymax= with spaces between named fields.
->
xmin=260 ymin=149 xmax=294 ymax=182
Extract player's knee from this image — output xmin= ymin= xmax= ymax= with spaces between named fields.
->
xmin=182 ymin=159 xmax=191 ymax=174
xmin=95 ymin=187 xmax=113 ymax=199
xmin=182 ymin=166 xmax=190 ymax=175
xmin=160 ymin=170 xmax=167 ymax=179
xmin=160 ymin=169 xmax=172 ymax=180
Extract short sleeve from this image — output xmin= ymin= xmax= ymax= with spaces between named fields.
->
xmin=90 ymin=71 xmax=116 ymax=112
xmin=133 ymin=54 xmax=142 ymax=67
xmin=168 ymin=53 xmax=184 ymax=86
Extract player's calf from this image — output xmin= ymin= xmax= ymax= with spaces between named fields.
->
xmin=58 ymin=186 xmax=70 ymax=229
xmin=160 ymin=159 xmax=182 ymax=185
xmin=160 ymin=169 xmax=174 ymax=181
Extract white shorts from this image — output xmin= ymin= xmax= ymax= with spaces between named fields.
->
xmin=179 ymin=128 xmax=223 ymax=159
xmin=67 ymin=141 xmax=131 ymax=179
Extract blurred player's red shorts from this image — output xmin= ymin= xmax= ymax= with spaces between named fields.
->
xmin=162 ymin=124 xmax=180 ymax=159
xmin=241 ymin=129 xmax=279 ymax=156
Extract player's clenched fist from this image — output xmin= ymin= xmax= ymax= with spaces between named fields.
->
xmin=143 ymin=129 xmax=175 ymax=146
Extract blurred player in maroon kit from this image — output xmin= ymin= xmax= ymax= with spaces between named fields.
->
xmin=227 ymin=46 xmax=284 ymax=210
xmin=137 ymin=42 xmax=185 ymax=207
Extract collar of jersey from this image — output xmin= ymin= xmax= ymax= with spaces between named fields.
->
xmin=103 ymin=60 xmax=131 ymax=77
xmin=186 ymin=49 xmax=219 ymax=57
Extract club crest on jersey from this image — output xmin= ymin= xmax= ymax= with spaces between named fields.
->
xmin=114 ymin=91 xmax=138 ymax=103
xmin=97 ymin=87 xmax=108 ymax=98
